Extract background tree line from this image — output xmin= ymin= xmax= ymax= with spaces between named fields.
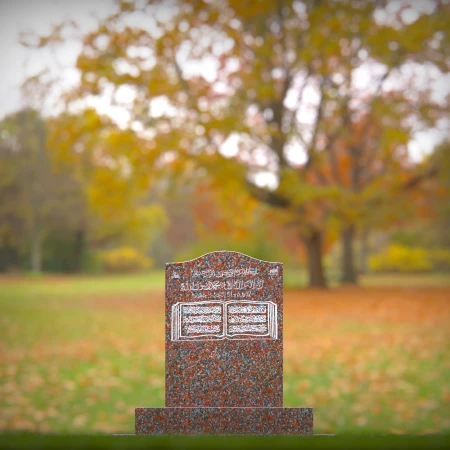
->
xmin=1 ymin=0 xmax=449 ymax=286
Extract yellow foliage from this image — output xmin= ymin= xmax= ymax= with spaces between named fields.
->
xmin=99 ymin=247 xmax=152 ymax=273
xmin=369 ymin=244 xmax=435 ymax=273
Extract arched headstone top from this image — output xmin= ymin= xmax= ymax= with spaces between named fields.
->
xmin=166 ymin=250 xmax=282 ymax=266
xmin=166 ymin=251 xmax=282 ymax=288
xmin=166 ymin=251 xmax=283 ymax=342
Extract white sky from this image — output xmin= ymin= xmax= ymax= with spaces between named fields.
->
xmin=0 ymin=0 xmax=448 ymax=165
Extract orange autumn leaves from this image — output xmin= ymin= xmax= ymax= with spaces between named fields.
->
xmin=284 ymin=287 xmax=450 ymax=433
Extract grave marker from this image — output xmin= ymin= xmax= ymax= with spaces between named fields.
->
xmin=134 ymin=251 xmax=313 ymax=435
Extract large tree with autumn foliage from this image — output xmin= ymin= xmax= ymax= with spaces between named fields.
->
xmin=27 ymin=0 xmax=449 ymax=286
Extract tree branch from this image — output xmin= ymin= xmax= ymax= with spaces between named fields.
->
xmin=304 ymin=76 xmax=327 ymax=169
xmin=246 ymin=180 xmax=291 ymax=208
xmin=402 ymin=164 xmax=438 ymax=190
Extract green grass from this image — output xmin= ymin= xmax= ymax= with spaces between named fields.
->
xmin=1 ymin=271 xmax=166 ymax=299
xmin=1 ymin=433 xmax=450 ymax=449
xmin=284 ymin=268 xmax=450 ymax=288
xmin=1 ymin=271 xmax=449 ymax=435
xmin=359 ymin=272 xmax=450 ymax=287
xmin=0 ymin=272 xmax=167 ymax=434
xmin=2 ymin=269 xmax=448 ymax=302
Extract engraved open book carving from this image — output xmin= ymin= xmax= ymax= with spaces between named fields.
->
xmin=171 ymin=300 xmax=278 ymax=341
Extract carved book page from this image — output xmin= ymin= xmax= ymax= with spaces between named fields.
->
xmin=171 ymin=300 xmax=277 ymax=341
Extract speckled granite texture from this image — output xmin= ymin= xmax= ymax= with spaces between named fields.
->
xmin=135 ymin=407 xmax=313 ymax=436
xmin=133 ymin=251 xmax=313 ymax=436
xmin=165 ymin=251 xmax=283 ymax=407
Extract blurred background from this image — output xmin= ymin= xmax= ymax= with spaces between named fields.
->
xmin=0 ymin=0 xmax=449 ymax=435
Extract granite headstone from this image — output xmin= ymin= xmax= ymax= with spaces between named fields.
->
xmin=134 ymin=251 xmax=313 ymax=435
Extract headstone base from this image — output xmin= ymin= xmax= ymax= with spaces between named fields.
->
xmin=135 ymin=407 xmax=313 ymax=435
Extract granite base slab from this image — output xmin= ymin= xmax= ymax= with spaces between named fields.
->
xmin=135 ymin=407 xmax=313 ymax=435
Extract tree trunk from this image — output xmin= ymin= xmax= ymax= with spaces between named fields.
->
xmin=30 ymin=222 xmax=42 ymax=273
xmin=359 ymin=227 xmax=369 ymax=274
xmin=302 ymin=230 xmax=327 ymax=288
xmin=341 ymin=224 xmax=357 ymax=284
xmin=72 ymin=228 xmax=86 ymax=272
xmin=0 ymin=237 xmax=20 ymax=271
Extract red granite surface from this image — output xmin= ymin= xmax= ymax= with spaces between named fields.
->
xmin=165 ymin=251 xmax=283 ymax=407
xmin=135 ymin=407 xmax=313 ymax=436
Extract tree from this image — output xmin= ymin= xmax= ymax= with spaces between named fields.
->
xmin=46 ymin=108 xmax=168 ymax=265
xmin=0 ymin=124 xmax=25 ymax=271
xmin=26 ymin=0 xmax=450 ymax=285
xmin=390 ymin=141 xmax=450 ymax=252
xmin=0 ymin=109 xmax=56 ymax=272
xmin=0 ymin=107 xmax=167 ymax=273
xmin=432 ymin=141 xmax=450 ymax=250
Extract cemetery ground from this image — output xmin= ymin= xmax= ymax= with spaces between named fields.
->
xmin=1 ymin=270 xmax=449 ymax=448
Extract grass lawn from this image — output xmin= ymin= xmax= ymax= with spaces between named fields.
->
xmin=1 ymin=270 xmax=449 ymax=436
xmin=1 ymin=432 xmax=450 ymax=449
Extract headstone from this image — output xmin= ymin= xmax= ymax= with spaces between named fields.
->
xmin=134 ymin=251 xmax=313 ymax=435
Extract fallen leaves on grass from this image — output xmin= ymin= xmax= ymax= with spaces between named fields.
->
xmin=1 ymin=285 xmax=449 ymax=434
xmin=284 ymin=287 xmax=450 ymax=434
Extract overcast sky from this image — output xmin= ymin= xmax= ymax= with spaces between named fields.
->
xmin=0 ymin=0 xmax=448 ymax=163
